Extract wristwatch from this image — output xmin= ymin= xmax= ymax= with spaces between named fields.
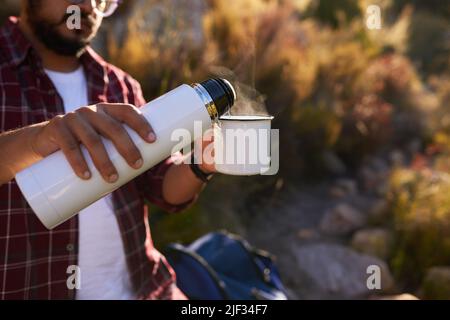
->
xmin=189 ymin=152 xmax=214 ymax=183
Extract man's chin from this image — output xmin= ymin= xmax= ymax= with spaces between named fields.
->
xmin=50 ymin=31 xmax=94 ymax=56
xmin=44 ymin=37 xmax=89 ymax=56
xmin=29 ymin=24 xmax=90 ymax=56
xmin=64 ymin=27 xmax=94 ymax=43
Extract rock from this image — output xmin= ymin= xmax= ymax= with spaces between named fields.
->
xmin=329 ymin=186 xmax=347 ymax=199
xmin=336 ymin=178 xmax=358 ymax=194
xmin=320 ymin=203 xmax=367 ymax=236
xmin=359 ymin=166 xmax=377 ymax=191
xmin=351 ymin=228 xmax=394 ymax=260
xmin=407 ymin=139 xmax=422 ymax=155
xmin=335 ymin=178 xmax=358 ymax=195
xmin=422 ymin=267 xmax=450 ymax=299
xmin=322 ymin=151 xmax=346 ymax=175
xmin=370 ymin=158 xmax=389 ymax=173
xmin=358 ymin=158 xmax=390 ymax=195
xmin=293 ymin=243 xmax=394 ymax=299
xmin=375 ymin=181 xmax=390 ymax=197
xmin=389 ymin=149 xmax=405 ymax=167
xmin=328 ymin=179 xmax=357 ymax=198
xmin=297 ymin=228 xmax=320 ymax=241
xmin=368 ymin=199 xmax=390 ymax=224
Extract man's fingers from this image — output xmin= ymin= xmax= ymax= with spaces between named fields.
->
xmin=45 ymin=103 xmax=156 ymax=183
xmin=80 ymin=111 xmax=144 ymax=170
xmin=65 ymin=113 xmax=118 ymax=183
xmin=101 ymin=103 xmax=157 ymax=143
xmin=50 ymin=117 xmax=91 ymax=180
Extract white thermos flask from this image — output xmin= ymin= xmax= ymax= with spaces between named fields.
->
xmin=15 ymin=78 xmax=236 ymax=230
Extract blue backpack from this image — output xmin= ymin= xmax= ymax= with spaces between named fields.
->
xmin=164 ymin=230 xmax=288 ymax=300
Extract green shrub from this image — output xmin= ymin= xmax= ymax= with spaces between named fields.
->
xmin=389 ymin=167 xmax=450 ymax=288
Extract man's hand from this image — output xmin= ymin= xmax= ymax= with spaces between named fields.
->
xmin=30 ymin=103 xmax=156 ymax=183
xmin=161 ymin=127 xmax=216 ymax=206
xmin=195 ymin=127 xmax=217 ymax=174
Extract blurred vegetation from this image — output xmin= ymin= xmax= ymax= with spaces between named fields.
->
xmin=105 ymin=0 xmax=450 ymax=292
xmin=105 ymin=0 xmax=448 ymax=179
xmin=389 ymin=168 xmax=450 ymax=289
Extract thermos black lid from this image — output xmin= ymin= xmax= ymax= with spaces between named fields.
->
xmin=200 ymin=78 xmax=237 ymax=116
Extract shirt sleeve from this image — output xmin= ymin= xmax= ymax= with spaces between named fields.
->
xmin=128 ymin=77 xmax=199 ymax=213
xmin=135 ymin=152 xmax=200 ymax=213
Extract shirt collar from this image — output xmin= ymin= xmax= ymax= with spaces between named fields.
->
xmin=0 ymin=16 xmax=33 ymax=67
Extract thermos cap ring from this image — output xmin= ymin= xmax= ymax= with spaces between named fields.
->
xmin=198 ymin=78 xmax=236 ymax=116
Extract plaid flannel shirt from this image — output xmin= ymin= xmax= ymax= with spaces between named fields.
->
xmin=0 ymin=17 xmax=197 ymax=300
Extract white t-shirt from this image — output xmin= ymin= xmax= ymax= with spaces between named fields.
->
xmin=45 ymin=66 xmax=135 ymax=300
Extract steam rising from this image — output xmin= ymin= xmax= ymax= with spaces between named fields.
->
xmin=209 ymin=66 xmax=269 ymax=117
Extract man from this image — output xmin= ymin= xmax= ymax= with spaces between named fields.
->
xmin=0 ymin=0 xmax=216 ymax=299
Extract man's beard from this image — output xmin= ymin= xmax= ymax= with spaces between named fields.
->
xmin=26 ymin=2 xmax=95 ymax=56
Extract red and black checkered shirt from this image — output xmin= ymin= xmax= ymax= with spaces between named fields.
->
xmin=0 ymin=17 xmax=197 ymax=299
